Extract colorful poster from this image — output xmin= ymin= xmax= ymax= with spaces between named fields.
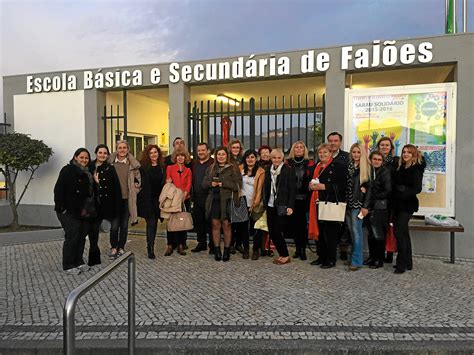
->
xmin=408 ymin=92 xmax=447 ymax=145
xmin=418 ymin=145 xmax=447 ymax=174
xmin=422 ymin=173 xmax=437 ymax=193
xmin=351 ymin=94 xmax=408 ymax=154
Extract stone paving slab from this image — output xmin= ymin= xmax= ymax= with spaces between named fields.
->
xmin=1 ymin=233 xmax=474 ymax=347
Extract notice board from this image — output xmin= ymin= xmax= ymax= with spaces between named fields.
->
xmin=344 ymin=83 xmax=457 ymax=216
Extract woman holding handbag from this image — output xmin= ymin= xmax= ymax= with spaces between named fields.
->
xmin=263 ymin=149 xmax=296 ymax=265
xmin=203 ymin=147 xmax=242 ymax=262
xmin=345 ymin=143 xmax=370 ymax=271
xmin=238 ymin=149 xmax=265 ymax=260
xmin=392 ymin=144 xmax=425 ymax=274
xmin=165 ymin=149 xmax=192 ymax=256
xmin=308 ymin=143 xmax=346 ymax=269
xmin=365 ymin=150 xmax=392 ymax=269
xmin=137 ymin=144 xmax=165 ymax=259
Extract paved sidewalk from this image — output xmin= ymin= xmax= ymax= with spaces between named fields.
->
xmin=1 ymin=233 xmax=473 ymax=352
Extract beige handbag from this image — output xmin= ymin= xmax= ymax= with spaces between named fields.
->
xmin=317 ymin=186 xmax=346 ymax=222
xmin=317 ymin=201 xmax=347 ymax=222
xmin=167 ymin=204 xmax=193 ymax=232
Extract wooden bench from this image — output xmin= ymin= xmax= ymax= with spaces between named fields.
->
xmin=408 ymin=219 xmax=465 ymax=264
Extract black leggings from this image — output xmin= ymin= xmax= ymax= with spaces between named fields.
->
xmin=266 ymin=207 xmax=289 ymax=257
xmin=367 ymin=209 xmax=389 ymax=262
xmin=393 ymin=210 xmax=413 ymax=271
xmin=317 ymin=221 xmax=342 ymax=265
xmin=287 ymin=199 xmax=308 ymax=249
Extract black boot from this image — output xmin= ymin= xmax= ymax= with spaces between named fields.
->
xmin=147 ymin=244 xmax=156 ymax=259
xmin=292 ymin=248 xmax=301 ymax=259
xmin=242 ymin=247 xmax=250 ymax=259
xmin=300 ymin=247 xmax=307 ymax=261
xmin=214 ymin=247 xmax=222 ymax=261
xmin=384 ymin=252 xmax=393 ymax=263
xmin=222 ymin=247 xmax=231 ymax=262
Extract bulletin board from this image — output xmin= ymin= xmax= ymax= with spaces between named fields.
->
xmin=344 ymin=83 xmax=457 ymax=216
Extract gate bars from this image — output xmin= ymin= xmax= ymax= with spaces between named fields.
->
xmin=188 ymin=94 xmax=324 ymax=158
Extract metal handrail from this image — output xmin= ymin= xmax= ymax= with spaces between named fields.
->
xmin=63 ymin=251 xmax=136 ymax=355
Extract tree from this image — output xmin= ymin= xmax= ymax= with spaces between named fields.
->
xmin=0 ymin=132 xmax=53 ymax=228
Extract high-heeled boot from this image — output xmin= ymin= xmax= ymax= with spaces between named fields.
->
xmin=222 ymin=247 xmax=231 ymax=262
xmin=300 ymin=247 xmax=307 ymax=261
xmin=147 ymin=244 xmax=156 ymax=259
xmin=214 ymin=247 xmax=222 ymax=261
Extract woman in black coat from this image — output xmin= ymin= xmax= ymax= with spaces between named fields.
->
xmin=88 ymin=144 xmax=121 ymax=266
xmin=54 ymin=148 xmax=96 ymax=275
xmin=365 ymin=150 xmax=392 ymax=269
xmin=137 ymin=144 xmax=165 ymax=259
xmin=263 ymin=148 xmax=296 ymax=265
xmin=392 ymin=144 xmax=426 ymax=274
xmin=286 ymin=141 xmax=311 ymax=260
xmin=308 ymin=143 xmax=346 ymax=269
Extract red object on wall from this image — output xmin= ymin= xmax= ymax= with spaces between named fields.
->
xmin=221 ymin=116 xmax=232 ymax=147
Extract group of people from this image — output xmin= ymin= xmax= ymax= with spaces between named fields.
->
xmin=54 ymin=133 xmax=425 ymax=275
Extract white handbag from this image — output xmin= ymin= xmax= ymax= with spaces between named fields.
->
xmin=317 ymin=185 xmax=346 ymax=222
xmin=317 ymin=201 xmax=347 ymax=222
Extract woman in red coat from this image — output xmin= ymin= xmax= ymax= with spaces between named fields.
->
xmin=165 ymin=149 xmax=192 ymax=256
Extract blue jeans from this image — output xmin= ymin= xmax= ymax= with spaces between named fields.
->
xmin=347 ymin=208 xmax=364 ymax=267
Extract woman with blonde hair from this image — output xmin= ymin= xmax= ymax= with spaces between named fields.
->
xmin=345 ymin=143 xmax=370 ymax=271
xmin=107 ymin=140 xmax=141 ymax=258
xmin=392 ymin=144 xmax=425 ymax=274
xmin=287 ymin=141 xmax=311 ymax=260
xmin=263 ymin=148 xmax=296 ymax=265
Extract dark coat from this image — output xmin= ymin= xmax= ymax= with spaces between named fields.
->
xmin=287 ymin=158 xmax=311 ymax=201
xmin=137 ymin=165 xmax=165 ymax=219
xmin=263 ymin=164 xmax=297 ymax=210
xmin=391 ymin=162 xmax=426 ymax=213
xmin=54 ymin=162 xmax=93 ymax=218
xmin=203 ymin=163 xmax=242 ymax=221
xmin=332 ymin=150 xmax=350 ymax=169
xmin=309 ymin=160 xmax=347 ymax=203
xmin=366 ymin=166 xmax=392 ymax=210
xmin=92 ymin=161 xmax=122 ymax=220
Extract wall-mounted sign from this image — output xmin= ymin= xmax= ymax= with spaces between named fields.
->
xmin=25 ymin=40 xmax=433 ymax=94
xmin=344 ymin=83 xmax=457 ymax=216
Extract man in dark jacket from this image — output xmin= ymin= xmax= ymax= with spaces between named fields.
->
xmin=190 ymin=142 xmax=214 ymax=253
xmin=327 ymin=131 xmax=351 ymax=261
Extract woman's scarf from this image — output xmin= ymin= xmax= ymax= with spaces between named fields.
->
xmin=383 ymin=152 xmax=394 ymax=167
xmin=72 ymin=160 xmax=94 ymax=195
xmin=270 ymin=162 xmax=284 ymax=200
xmin=308 ymin=157 xmax=333 ymax=240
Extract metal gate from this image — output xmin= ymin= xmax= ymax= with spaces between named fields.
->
xmin=102 ymin=90 xmax=128 ymax=152
xmin=188 ymin=94 xmax=325 ymax=158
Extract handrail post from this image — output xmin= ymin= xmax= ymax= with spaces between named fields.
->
xmin=63 ymin=298 xmax=77 ymax=355
xmin=63 ymin=252 xmax=135 ymax=355
xmin=128 ymin=255 xmax=136 ymax=355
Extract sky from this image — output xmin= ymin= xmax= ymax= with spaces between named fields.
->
xmin=0 ymin=0 xmax=472 ymax=116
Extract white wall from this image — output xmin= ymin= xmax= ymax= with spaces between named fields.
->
xmin=14 ymin=91 xmax=85 ymax=205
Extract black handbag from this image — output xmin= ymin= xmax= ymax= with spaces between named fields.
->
xmin=276 ymin=205 xmax=288 ymax=217
xmin=227 ymin=194 xmax=249 ymax=223
xmin=374 ymin=199 xmax=388 ymax=210
xmin=80 ymin=196 xmax=97 ymax=219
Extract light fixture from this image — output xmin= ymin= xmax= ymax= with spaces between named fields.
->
xmin=216 ymin=94 xmax=240 ymax=106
